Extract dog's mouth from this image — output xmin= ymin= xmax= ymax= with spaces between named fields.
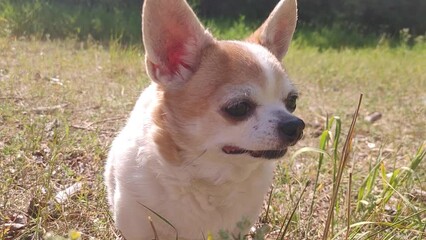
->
xmin=222 ymin=146 xmax=287 ymax=160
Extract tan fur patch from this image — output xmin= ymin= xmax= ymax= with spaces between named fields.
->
xmin=152 ymin=41 xmax=271 ymax=164
xmin=152 ymin=90 xmax=182 ymax=165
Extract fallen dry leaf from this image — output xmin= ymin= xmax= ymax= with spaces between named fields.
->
xmin=364 ymin=112 xmax=382 ymax=123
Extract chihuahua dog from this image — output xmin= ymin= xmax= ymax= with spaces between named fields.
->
xmin=104 ymin=0 xmax=304 ymax=239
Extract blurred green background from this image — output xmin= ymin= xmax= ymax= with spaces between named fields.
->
xmin=0 ymin=0 xmax=425 ymax=47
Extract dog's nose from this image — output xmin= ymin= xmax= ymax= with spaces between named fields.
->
xmin=278 ymin=117 xmax=305 ymax=145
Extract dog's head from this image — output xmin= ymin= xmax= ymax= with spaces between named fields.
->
xmin=142 ymin=0 xmax=304 ymax=164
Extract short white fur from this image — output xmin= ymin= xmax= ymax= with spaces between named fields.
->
xmin=104 ymin=0 xmax=300 ymax=239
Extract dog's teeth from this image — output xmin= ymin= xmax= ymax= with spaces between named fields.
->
xmin=223 ymin=146 xmax=249 ymax=154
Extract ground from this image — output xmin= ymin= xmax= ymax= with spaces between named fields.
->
xmin=0 ymin=37 xmax=425 ymax=239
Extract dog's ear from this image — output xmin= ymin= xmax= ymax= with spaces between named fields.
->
xmin=247 ymin=0 xmax=297 ymax=60
xmin=142 ymin=0 xmax=214 ymax=89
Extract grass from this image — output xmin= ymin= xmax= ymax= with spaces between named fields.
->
xmin=1 ymin=0 xmax=424 ymax=48
xmin=0 ymin=0 xmax=141 ymax=43
xmin=0 ymin=35 xmax=424 ymax=239
xmin=0 ymin=38 xmax=144 ymax=239
xmin=0 ymin=3 xmax=426 ymax=240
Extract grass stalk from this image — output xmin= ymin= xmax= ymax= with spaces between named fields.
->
xmin=345 ymin=171 xmax=353 ymax=240
xmin=139 ymin=202 xmax=179 ymax=240
xmin=263 ymin=186 xmax=274 ymax=223
xmin=322 ymin=94 xmax=363 ymax=240
xmin=278 ymin=181 xmax=310 ymax=240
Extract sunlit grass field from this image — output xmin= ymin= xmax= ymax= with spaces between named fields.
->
xmin=0 ymin=12 xmax=425 ymax=240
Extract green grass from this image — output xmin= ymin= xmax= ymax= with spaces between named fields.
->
xmin=1 ymin=0 xmax=424 ymax=48
xmin=0 ymin=0 xmax=141 ymax=43
xmin=1 ymin=35 xmax=424 ymax=239
xmin=0 ymin=2 xmax=425 ymax=239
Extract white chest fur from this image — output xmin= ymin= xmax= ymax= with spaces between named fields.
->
xmin=108 ymin=132 xmax=276 ymax=239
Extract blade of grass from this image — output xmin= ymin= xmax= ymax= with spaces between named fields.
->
xmin=292 ymin=131 xmax=330 ymax=234
xmin=331 ymin=117 xmax=342 ymax=182
xmin=377 ymin=145 xmax=425 ymax=222
xmin=331 ymin=117 xmax=343 ymax=237
xmin=276 ymin=213 xmax=289 ymax=240
xmin=356 ymin=152 xmax=384 ymax=212
xmin=263 ymin=186 xmax=274 ymax=223
xmin=291 ymin=147 xmax=331 ymax=162
xmin=345 ymin=171 xmax=353 ymax=240
xmin=332 ymin=209 xmax=426 ymax=240
xmin=148 ymin=216 xmax=159 ymax=240
xmin=138 ymin=202 xmax=179 ymax=240
xmin=361 ymin=209 xmax=426 ymax=239
xmin=379 ymin=169 xmax=422 ymax=219
xmin=351 ymin=145 xmax=425 ymax=238
xmin=322 ymin=94 xmax=363 ymax=240
xmin=420 ymin=219 xmax=426 ymax=240
xmin=409 ymin=144 xmax=425 ymax=171
xmin=278 ymin=181 xmax=310 ymax=240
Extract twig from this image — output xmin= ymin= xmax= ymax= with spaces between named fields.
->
xmin=322 ymin=94 xmax=363 ymax=240
xmin=0 ymin=96 xmax=25 ymax=101
xmin=71 ymin=124 xmax=95 ymax=131
xmin=276 ymin=213 xmax=289 ymax=240
xmin=263 ymin=186 xmax=274 ymax=223
xmin=30 ymin=104 xmax=68 ymax=114
xmin=72 ymin=105 xmax=101 ymax=113
xmin=71 ymin=116 xmax=126 ymax=131
xmin=85 ymin=116 xmax=126 ymax=128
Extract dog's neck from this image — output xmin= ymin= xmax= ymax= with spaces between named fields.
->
xmin=149 ymin=151 xmax=276 ymax=210
xmin=149 ymin=146 xmax=276 ymax=188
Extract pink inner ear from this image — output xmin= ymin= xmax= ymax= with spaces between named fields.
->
xmin=167 ymin=43 xmax=193 ymax=74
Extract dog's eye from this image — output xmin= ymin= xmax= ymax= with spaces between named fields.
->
xmin=285 ymin=95 xmax=297 ymax=112
xmin=224 ymin=101 xmax=253 ymax=119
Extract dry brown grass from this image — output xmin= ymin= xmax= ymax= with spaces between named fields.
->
xmin=0 ymin=37 xmax=425 ymax=239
